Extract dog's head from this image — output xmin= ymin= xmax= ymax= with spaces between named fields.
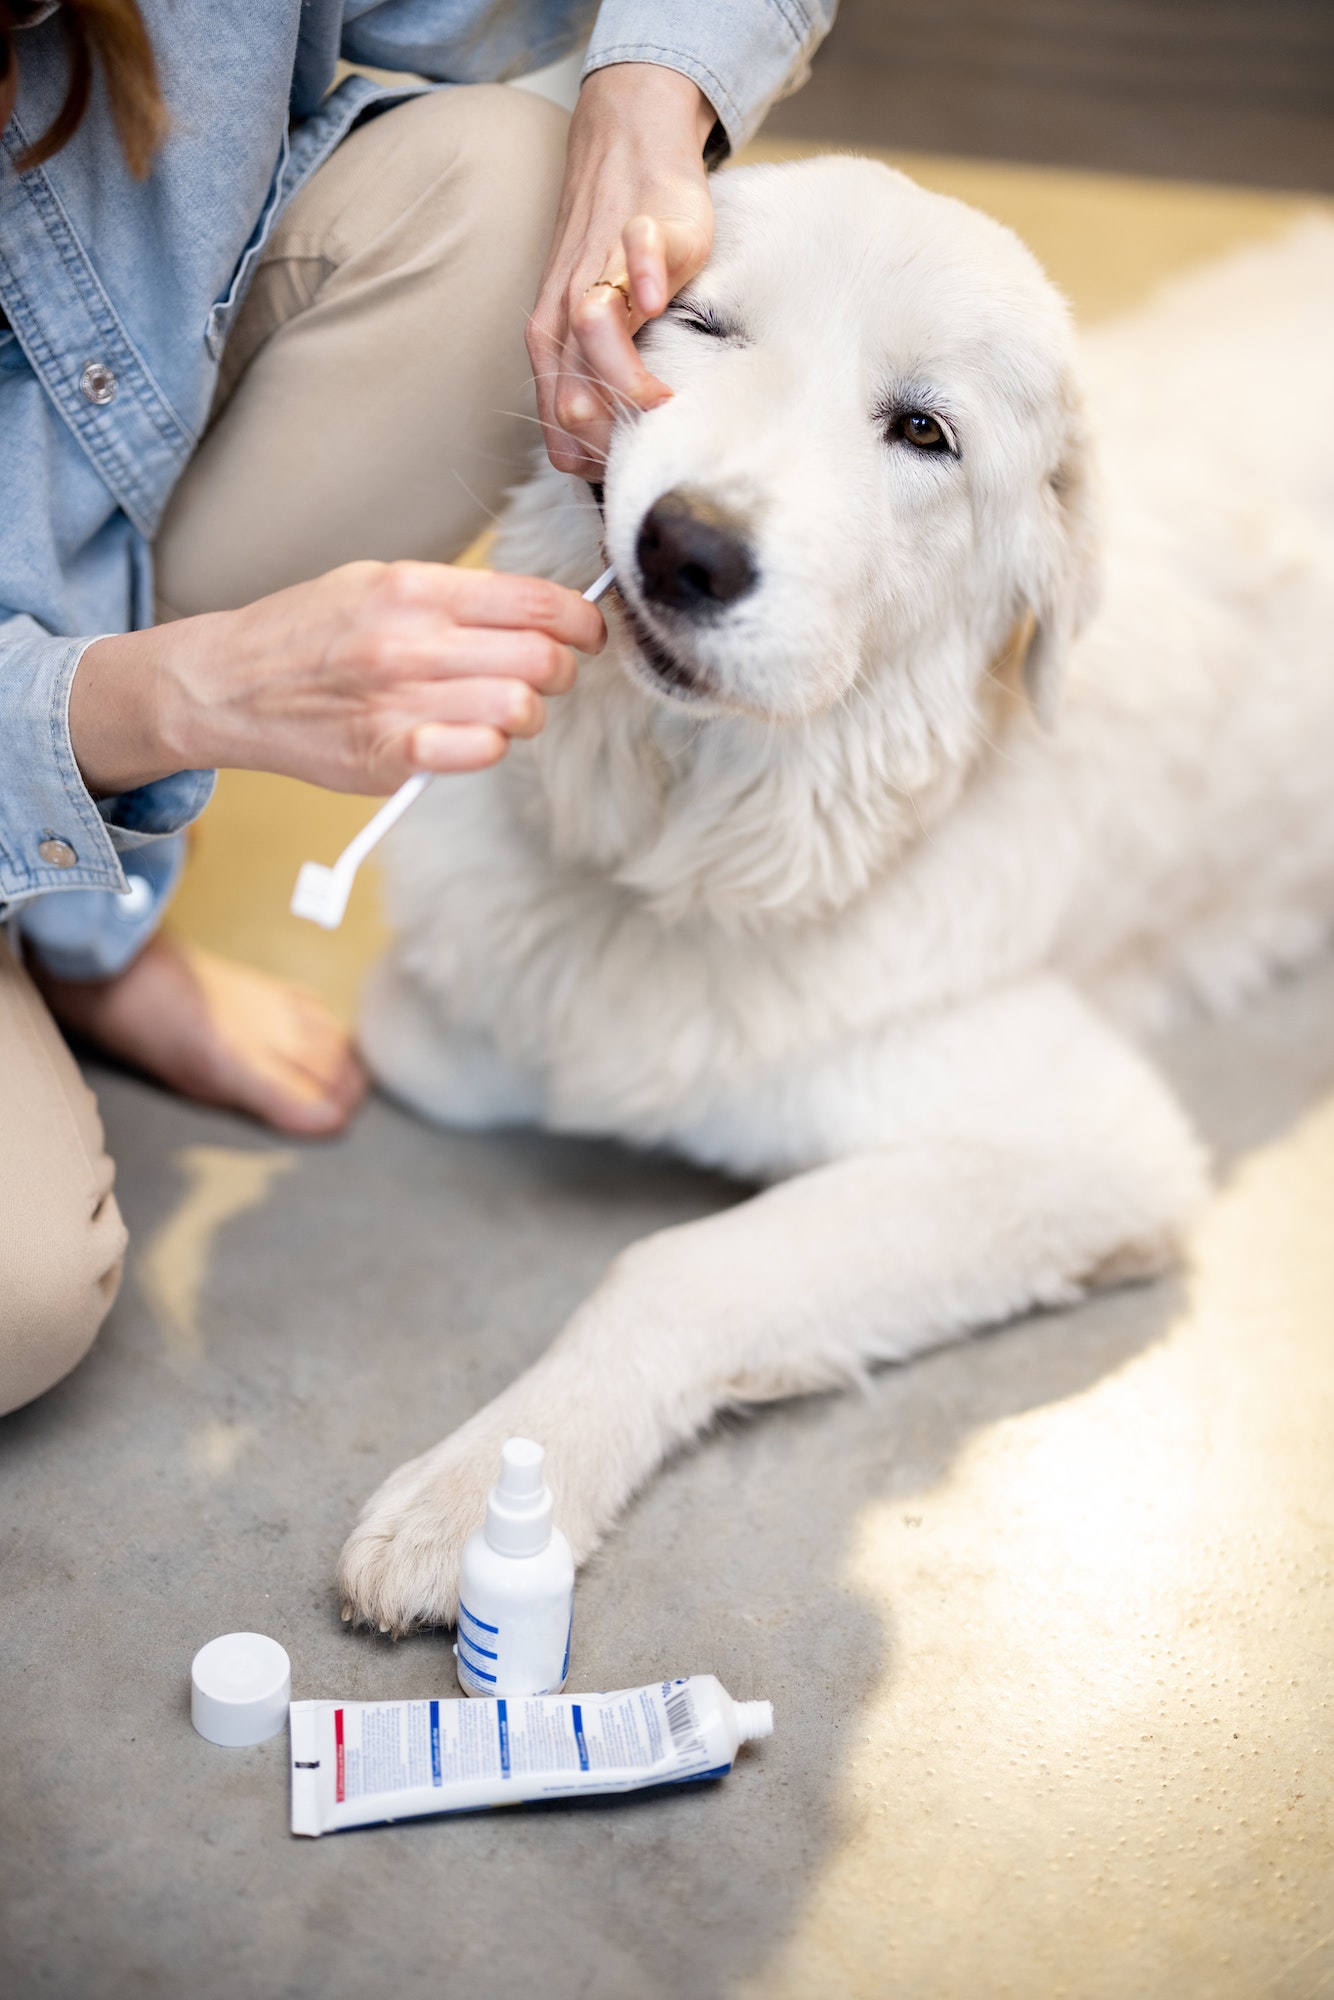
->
xmin=513 ymin=158 xmax=1101 ymax=926
xmin=603 ymin=156 xmax=1097 ymax=744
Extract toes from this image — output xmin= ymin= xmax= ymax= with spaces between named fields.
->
xmin=322 ymin=1044 xmax=370 ymax=1117
xmin=222 ymin=1028 xmax=366 ymax=1136
xmin=185 ymin=947 xmax=367 ymax=1135
xmin=235 ymin=1070 xmax=350 ymax=1137
xmin=337 ymin=1490 xmax=484 ymax=1637
xmin=338 ymin=1434 xmax=511 ymax=1638
xmin=338 ymin=1517 xmax=461 ymax=1637
xmin=277 ymin=1007 xmax=369 ymax=1131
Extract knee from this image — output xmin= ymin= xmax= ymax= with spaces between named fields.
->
xmin=402 ymin=82 xmax=569 ymax=240
xmin=430 ymin=79 xmax=569 ymax=176
xmin=0 ymin=1189 xmax=126 ymax=1417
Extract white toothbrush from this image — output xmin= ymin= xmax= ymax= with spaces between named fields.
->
xmin=290 ymin=564 xmax=617 ymax=929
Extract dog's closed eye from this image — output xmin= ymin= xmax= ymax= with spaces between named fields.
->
xmin=668 ymin=298 xmax=742 ymax=341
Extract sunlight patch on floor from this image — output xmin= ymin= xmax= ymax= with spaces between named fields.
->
xmin=739 ymin=1094 xmax=1334 ymax=2000
xmin=137 ymin=1143 xmax=296 ymax=1366
xmin=185 ymin=1419 xmax=255 ymax=1478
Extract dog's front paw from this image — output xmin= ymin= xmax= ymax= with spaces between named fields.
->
xmin=337 ymin=1432 xmax=501 ymax=1637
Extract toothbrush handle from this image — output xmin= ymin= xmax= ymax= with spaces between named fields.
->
xmin=306 ymin=568 xmax=616 ymax=892
xmin=337 ymin=772 xmax=431 ymax=877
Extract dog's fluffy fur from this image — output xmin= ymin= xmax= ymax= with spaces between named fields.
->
xmin=340 ymin=159 xmax=1334 ymax=1635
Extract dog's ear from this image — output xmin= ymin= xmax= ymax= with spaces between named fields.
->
xmin=1020 ymin=394 xmax=1101 ymax=726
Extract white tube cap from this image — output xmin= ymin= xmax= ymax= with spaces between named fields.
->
xmin=191 ymin=1632 xmax=291 ymax=1747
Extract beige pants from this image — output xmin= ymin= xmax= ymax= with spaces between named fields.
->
xmin=0 ymin=83 xmax=568 ymax=1416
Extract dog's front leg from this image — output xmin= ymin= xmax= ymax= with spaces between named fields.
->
xmin=337 ymin=1251 xmax=719 ymax=1634
xmin=339 ymin=984 xmax=1207 ymax=1635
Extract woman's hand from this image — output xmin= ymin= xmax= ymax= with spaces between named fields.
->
xmin=69 ymin=559 xmax=606 ymax=798
xmin=528 ymin=63 xmax=718 ymax=481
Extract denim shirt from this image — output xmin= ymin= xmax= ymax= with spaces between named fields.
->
xmin=0 ymin=0 xmax=833 ymax=978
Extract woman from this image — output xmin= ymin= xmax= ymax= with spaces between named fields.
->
xmin=0 ymin=0 xmax=833 ymax=1412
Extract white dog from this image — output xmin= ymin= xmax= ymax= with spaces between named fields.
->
xmin=340 ymin=158 xmax=1334 ymax=1635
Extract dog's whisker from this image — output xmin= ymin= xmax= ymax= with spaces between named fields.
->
xmin=493 ymin=406 xmax=616 ymax=469
xmin=448 ymin=468 xmax=507 ymax=530
xmin=528 ymin=364 xmax=646 ymax=420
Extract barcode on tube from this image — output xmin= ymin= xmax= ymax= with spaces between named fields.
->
xmin=664 ymin=1688 xmax=705 ymax=1760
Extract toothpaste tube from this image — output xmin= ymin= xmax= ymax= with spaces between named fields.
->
xmin=289 ymin=1674 xmax=773 ymax=1836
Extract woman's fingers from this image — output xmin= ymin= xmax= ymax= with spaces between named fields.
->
xmin=367 ymin=562 xmax=605 ymax=655
xmin=93 ymin=555 xmax=592 ymax=800
xmin=354 ymin=622 xmax=579 ymax=696
xmin=623 ymin=212 xmax=709 ymax=317
xmin=559 ymin=217 xmax=693 ymax=439
xmin=542 ymin=378 xmax=612 ymax=479
xmin=526 ymin=65 xmax=717 ymax=476
xmin=398 ymin=674 xmax=548 ymax=738
xmin=364 ymin=675 xmax=553 ymax=787
xmin=566 ymin=283 xmax=671 ymax=416
xmin=409 ymin=723 xmax=508 ymax=773
xmin=550 ymin=210 xmax=713 ymax=470
xmin=549 ymin=281 xmax=662 ymax=475
xmin=623 ymin=213 xmax=671 ymax=316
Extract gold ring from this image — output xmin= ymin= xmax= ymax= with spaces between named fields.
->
xmin=584 ymin=275 xmax=632 ymax=307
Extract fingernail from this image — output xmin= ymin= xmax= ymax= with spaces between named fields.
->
xmin=639 ymin=280 xmax=665 ymax=313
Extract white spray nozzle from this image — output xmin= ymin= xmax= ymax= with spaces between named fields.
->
xmin=486 ymin=1436 xmax=554 ymax=1557
xmin=499 ymin=1437 xmax=545 ymax=1496
xmin=290 ymin=564 xmax=617 ymax=929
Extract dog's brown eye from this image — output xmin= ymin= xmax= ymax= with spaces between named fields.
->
xmin=903 ymin=413 xmax=944 ymax=448
xmin=882 ymin=407 xmax=956 ymax=456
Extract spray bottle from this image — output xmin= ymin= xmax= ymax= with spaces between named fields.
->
xmin=455 ymin=1438 xmax=574 ymax=1697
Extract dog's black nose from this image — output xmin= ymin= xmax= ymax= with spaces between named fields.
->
xmin=636 ymin=491 xmax=757 ymax=616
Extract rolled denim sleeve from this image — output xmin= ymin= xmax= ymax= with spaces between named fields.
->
xmin=584 ymin=0 xmax=838 ymax=155
xmin=15 ymin=833 xmax=189 ymax=979
xmin=340 ymin=0 xmax=599 ymax=83
xmin=1 ymin=614 xmax=214 ymax=974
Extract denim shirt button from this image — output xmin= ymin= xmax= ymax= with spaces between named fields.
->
xmin=79 ymin=361 xmax=118 ymax=406
xmin=38 ymin=837 xmax=78 ymax=868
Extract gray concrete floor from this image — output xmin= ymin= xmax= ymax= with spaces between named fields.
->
xmin=3 ymin=961 xmax=1334 ymax=2000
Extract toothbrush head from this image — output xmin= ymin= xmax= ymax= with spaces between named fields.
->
xmin=290 ymin=861 xmax=350 ymax=929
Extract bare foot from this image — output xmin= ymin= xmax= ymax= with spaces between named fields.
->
xmin=35 ymin=935 xmax=367 ymax=1136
